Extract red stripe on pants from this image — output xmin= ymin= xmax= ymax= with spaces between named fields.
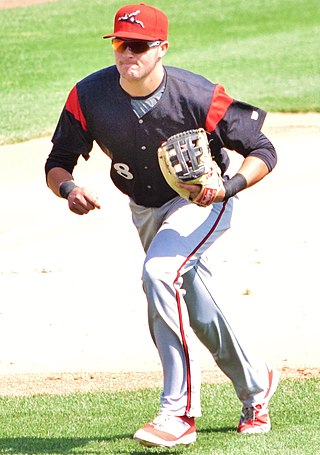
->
xmin=173 ymin=199 xmax=229 ymax=415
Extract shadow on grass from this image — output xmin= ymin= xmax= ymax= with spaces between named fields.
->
xmin=0 ymin=427 xmax=235 ymax=454
xmin=0 ymin=435 xmax=131 ymax=454
xmin=198 ymin=425 xmax=235 ymax=434
xmin=0 ymin=435 xmax=192 ymax=454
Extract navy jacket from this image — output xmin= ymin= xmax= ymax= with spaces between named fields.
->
xmin=46 ymin=65 xmax=276 ymax=207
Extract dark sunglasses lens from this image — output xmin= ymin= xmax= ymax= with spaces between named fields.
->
xmin=112 ymin=39 xmax=150 ymax=54
xmin=129 ymin=42 xmax=150 ymax=53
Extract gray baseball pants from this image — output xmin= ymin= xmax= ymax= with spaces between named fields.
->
xmin=129 ymin=195 xmax=270 ymax=417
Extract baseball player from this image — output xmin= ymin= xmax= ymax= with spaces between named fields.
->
xmin=45 ymin=3 xmax=279 ymax=448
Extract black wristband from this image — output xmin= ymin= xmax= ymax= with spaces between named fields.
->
xmin=59 ymin=180 xmax=78 ymax=199
xmin=223 ymin=173 xmax=247 ymax=200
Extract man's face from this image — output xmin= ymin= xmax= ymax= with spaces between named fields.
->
xmin=113 ymin=39 xmax=168 ymax=82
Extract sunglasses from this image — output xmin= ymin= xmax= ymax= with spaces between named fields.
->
xmin=112 ymin=38 xmax=162 ymax=54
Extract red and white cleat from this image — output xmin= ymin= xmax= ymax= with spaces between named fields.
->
xmin=133 ymin=414 xmax=197 ymax=448
xmin=237 ymin=368 xmax=279 ymax=434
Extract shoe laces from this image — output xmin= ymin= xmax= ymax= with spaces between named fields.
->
xmin=152 ymin=414 xmax=174 ymax=429
xmin=242 ymin=404 xmax=267 ymax=422
xmin=151 ymin=414 xmax=193 ymax=432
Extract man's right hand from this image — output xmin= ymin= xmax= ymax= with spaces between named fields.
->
xmin=67 ymin=186 xmax=101 ymax=215
xmin=46 ymin=167 xmax=101 ymax=215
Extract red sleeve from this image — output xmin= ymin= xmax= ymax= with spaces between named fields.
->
xmin=65 ymin=86 xmax=88 ymax=132
xmin=51 ymin=85 xmax=93 ymax=158
xmin=205 ymin=84 xmax=234 ymax=132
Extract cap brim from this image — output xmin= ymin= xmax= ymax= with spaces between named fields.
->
xmin=103 ymin=31 xmax=160 ymax=41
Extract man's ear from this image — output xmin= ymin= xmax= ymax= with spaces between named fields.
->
xmin=158 ymin=41 xmax=169 ymax=58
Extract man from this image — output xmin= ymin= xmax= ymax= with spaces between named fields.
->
xmin=45 ymin=3 xmax=279 ymax=448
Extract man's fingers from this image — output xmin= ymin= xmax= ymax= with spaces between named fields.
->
xmin=177 ymin=182 xmax=201 ymax=200
xmin=91 ymin=197 xmax=101 ymax=210
xmin=70 ymin=202 xmax=86 ymax=215
xmin=68 ymin=190 xmax=101 ymax=214
xmin=82 ymin=195 xmax=99 ymax=211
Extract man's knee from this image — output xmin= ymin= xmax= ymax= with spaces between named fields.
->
xmin=142 ymin=255 xmax=180 ymax=285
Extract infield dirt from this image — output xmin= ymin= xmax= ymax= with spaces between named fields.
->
xmin=0 ymin=0 xmax=319 ymax=396
xmin=0 ymin=113 xmax=320 ymax=395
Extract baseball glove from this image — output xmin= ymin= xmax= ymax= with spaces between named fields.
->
xmin=158 ymin=128 xmax=224 ymax=207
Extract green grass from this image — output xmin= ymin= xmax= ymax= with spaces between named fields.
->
xmin=0 ymin=0 xmax=319 ymax=145
xmin=0 ymin=379 xmax=320 ymax=454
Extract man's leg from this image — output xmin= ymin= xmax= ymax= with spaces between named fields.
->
xmin=183 ymin=259 xmax=270 ymax=404
xmin=134 ymin=198 xmax=233 ymax=447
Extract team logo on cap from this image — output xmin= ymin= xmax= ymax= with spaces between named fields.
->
xmin=118 ymin=10 xmax=145 ymax=28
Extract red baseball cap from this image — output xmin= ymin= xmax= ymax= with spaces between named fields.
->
xmin=103 ymin=3 xmax=168 ymax=41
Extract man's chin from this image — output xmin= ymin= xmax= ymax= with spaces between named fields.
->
xmin=121 ymin=65 xmax=140 ymax=79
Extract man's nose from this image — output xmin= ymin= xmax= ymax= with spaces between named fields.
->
xmin=122 ymin=45 xmax=135 ymax=55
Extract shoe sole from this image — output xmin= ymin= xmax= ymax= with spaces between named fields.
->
xmin=239 ymin=423 xmax=271 ymax=434
xmin=133 ymin=431 xmax=197 ymax=448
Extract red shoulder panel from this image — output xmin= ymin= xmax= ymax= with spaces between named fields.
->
xmin=205 ymin=84 xmax=233 ymax=132
xmin=65 ymin=86 xmax=88 ymax=132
